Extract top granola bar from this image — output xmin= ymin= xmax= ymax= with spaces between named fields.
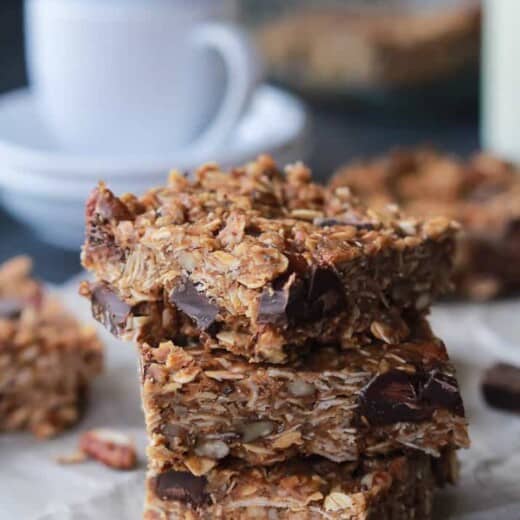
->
xmin=82 ymin=155 xmax=457 ymax=363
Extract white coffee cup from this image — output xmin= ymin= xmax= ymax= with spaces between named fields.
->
xmin=25 ymin=0 xmax=260 ymax=156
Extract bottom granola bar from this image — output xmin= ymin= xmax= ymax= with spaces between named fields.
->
xmin=144 ymin=451 xmax=456 ymax=520
xmin=0 ymin=256 xmax=103 ymax=437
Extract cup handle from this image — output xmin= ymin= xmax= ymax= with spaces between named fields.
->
xmin=188 ymin=22 xmax=261 ymax=156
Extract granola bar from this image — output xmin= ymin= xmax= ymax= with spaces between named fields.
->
xmin=257 ymin=4 xmax=480 ymax=93
xmin=144 ymin=450 xmax=457 ymax=520
xmin=141 ymin=319 xmax=468 ymax=475
xmin=82 ymin=156 xmax=457 ymax=363
xmin=330 ymin=148 xmax=520 ymax=300
xmin=0 ymin=256 xmax=103 ymax=437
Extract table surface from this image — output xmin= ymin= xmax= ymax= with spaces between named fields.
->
xmin=0 ymin=0 xmax=480 ymax=283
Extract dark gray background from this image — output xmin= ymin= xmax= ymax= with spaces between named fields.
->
xmin=0 ymin=0 xmax=479 ymax=283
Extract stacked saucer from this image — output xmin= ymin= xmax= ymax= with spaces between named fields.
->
xmin=0 ymin=86 xmax=309 ymax=250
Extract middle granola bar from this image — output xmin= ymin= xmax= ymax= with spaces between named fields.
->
xmin=141 ymin=319 xmax=468 ymax=476
xmin=82 ymin=156 xmax=457 ymax=364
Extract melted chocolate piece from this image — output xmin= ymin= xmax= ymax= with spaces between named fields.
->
xmin=257 ymin=267 xmax=345 ymax=325
xmin=0 ymin=298 xmax=24 ymax=320
xmin=306 ymin=267 xmax=345 ymax=320
xmin=359 ymin=369 xmax=464 ymax=426
xmin=91 ymin=284 xmax=132 ymax=336
xmin=154 ymin=471 xmax=209 ymax=505
xmin=169 ymin=280 xmax=219 ymax=331
xmin=422 ymin=371 xmax=465 ymax=416
xmin=257 ymin=273 xmax=305 ymax=325
xmin=481 ymin=363 xmax=520 ymax=413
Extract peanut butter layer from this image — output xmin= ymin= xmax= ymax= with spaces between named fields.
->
xmin=141 ymin=319 xmax=468 ymax=474
xmin=0 ymin=257 xmax=103 ymax=438
xmin=82 ymin=156 xmax=457 ymax=363
xmin=144 ymin=450 xmax=457 ymax=520
xmin=331 ymin=148 xmax=520 ymax=300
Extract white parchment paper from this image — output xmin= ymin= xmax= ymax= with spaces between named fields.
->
xmin=2 ymin=277 xmax=520 ymax=519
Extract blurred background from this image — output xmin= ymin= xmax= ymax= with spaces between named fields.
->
xmin=0 ymin=0 xmax=482 ymax=281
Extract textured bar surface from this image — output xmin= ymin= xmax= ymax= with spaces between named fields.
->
xmin=144 ymin=451 xmax=457 ymax=520
xmin=0 ymin=257 xmax=103 ymax=437
xmin=82 ymin=156 xmax=457 ymax=363
xmin=141 ymin=319 xmax=468 ymax=474
xmin=331 ymin=148 xmax=520 ymax=300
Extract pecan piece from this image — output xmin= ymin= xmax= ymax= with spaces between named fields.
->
xmin=79 ymin=429 xmax=137 ymax=470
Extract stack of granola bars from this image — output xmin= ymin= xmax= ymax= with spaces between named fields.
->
xmin=81 ymin=156 xmax=469 ymax=519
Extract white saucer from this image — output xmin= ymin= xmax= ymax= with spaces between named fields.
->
xmin=0 ymin=85 xmax=310 ymax=249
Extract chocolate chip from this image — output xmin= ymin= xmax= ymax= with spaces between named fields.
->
xmin=169 ymin=280 xmax=219 ymax=331
xmin=306 ymin=267 xmax=345 ymax=320
xmin=91 ymin=284 xmax=132 ymax=336
xmin=481 ymin=363 xmax=520 ymax=413
xmin=257 ymin=273 xmax=305 ymax=325
xmin=422 ymin=371 xmax=465 ymax=416
xmin=359 ymin=370 xmax=430 ymax=426
xmin=358 ymin=369 xmax=464 ymax=426
xmin=0 ymin=298 xmax=23 ymax=320
xmin=154 ymin=471 xmax=209 ymax=505
xmin=257 ymin=267 xmax=344 ymax=325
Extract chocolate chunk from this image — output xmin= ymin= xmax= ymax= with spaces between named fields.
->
xmin=257 ymin=273 xmax=305 ymax=325
xmin=306 ymin=267 xmax=345 ymax=320
xmin=359 ymin=371 xmax=430 ymax=426
xmin=422 ymin=371 xmax=465 ymax=416
xmin=481 ymin=363 xmax=520 ymax=413
xmin=0 ymin=298 xmax=23 ymax=320
xmin=154 ymin=471 xmax=209 ymax=505
xmin=358 ymin=369 xmax=464 ymax=426
xmin=170 ymin=280 xmax=219 ymax=331
xmin=258 ymin=267 xmax=344 ymax=325
xmin=91 ymin=284 xmax=132 ymax=336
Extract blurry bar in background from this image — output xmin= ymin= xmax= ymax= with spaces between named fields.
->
xmin=241 ymin=0 xmax=481 ymax=110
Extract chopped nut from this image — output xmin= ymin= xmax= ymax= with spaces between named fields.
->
xmin=194 ymin=440 xmax=230 ymax=460
xmin=204 ymin=370 xmax=244 ymax=381
xmin=184 ymin=456 xmax=217 ymax=476
xmin=272 ymin=430 xmax=302 ymax=449
xmin=324 ymin=491 xmax=354 ymax=512
xmin=79 ymin=429 xmax=137 ymax=470
xmin=239 ymin=420 xmax=275 ymax=443
xmin=287 ymin=379 xmax=315 ymax=397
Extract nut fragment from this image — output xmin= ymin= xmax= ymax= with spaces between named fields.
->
xmin=184 ymin=456 xmax=217 ymax=476
xmin=79 ymin=429 xmax=137 ymax=470
xmin=324 ymin=491 xmax=354 ymax=512
xmin=194 ymin=440 xmax=230 ymax=460
xmin=287 ymin=379 xmax=315 ymax=397
xmin=272 ymin=430 xmax=302 ymax=449
xmin=239 ymin=420 xmax=275 ymax=443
